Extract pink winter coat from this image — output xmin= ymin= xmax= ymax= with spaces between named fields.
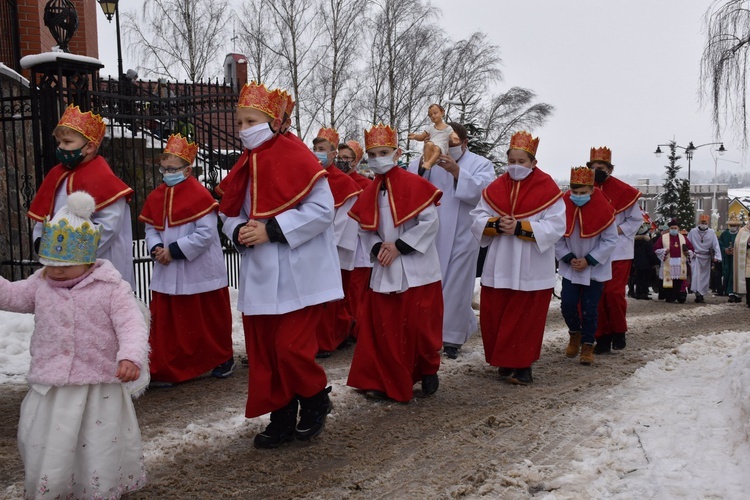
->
xmin=0 ymin=259 xmax=149 ymax=386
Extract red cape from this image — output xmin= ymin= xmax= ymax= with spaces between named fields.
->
xmin=349 ymin=170 xmax=373 ymax=190
xmin=349 ymin=167 xmax=442 ymax=230
xmin=139 ymin=176 xmax=219 ymax=230
xmin=482 ymin=167 xmax=562 ymax=219
xmin=563 ymin=187 xmax=616 ymax=238
xmin=325 ymin=165 xmax=362 ymax=208
xmin=217 ymin=134 xmax=327 ymax=218
xmin=597 ymin=175 xmax=641 ymax=214
xmin=28 ymin=155 xmax=133 ymax=222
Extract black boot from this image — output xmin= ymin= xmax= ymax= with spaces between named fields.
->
xmin=296 ymin=386 xmax=333 ymax=441
xmin=253 ymin=399 xmax=298 ymax=449
xmin=593 ymin=334 xmax=612 ymax=354
xmin=694 ymin=292 xmax=704 ymax=303
xmin=611 ymin=332 xmax=626 ymax=350
xmin=509 ymin=367 xmax=533 ymax=385
xmin=421 ymin=373 xmax=439 ymax=395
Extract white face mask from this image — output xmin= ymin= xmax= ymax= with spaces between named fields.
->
xmin=730 ymin=227 xmax=739 ymax=234
xmin=368 ymin=153 xmax=397 ymax=175
xmin=448 ymin=145 xmax=464 ymax=161
xmin=506 ymin=164 xmax=533 ymax=181
xmin=698 ymin=224 xmax=709 ymax=230
xmin=239 ymin=122 xmax=275 ymax=150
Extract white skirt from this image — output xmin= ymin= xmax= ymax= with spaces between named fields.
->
xmin=18 ymin=383 xmax=145 ymax=499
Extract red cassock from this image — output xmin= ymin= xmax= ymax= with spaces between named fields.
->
xmin=594 ymin=175 xmax=642 ymax=338
xmin=314 ymin=166 xmax=362 ymax=351
xmin=139 ymin=177 xmax=233 ymax=383
xmin=346 ymin=167 xmax=444 ymax=402
xmin=218 ymin=133 xmax=330 ymax=417
xmin=346 ymin=170 xmax=373 ymax=339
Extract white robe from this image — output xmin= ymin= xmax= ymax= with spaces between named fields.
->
xmin=610 ymin=202 xmax=642 ymax=262
xmin=359 ymin=190 xmax=442 ymax=294
xmin=34 ymin=185 xmax=134 ymax=290
xmin=145 ymin=211 xmax=228 ymax=295
xmin=470 ymin=197 xmax=566 ymax=291
xmin=555 ymin=220 xmax=618 ymax=285
xmin=220 ymin=178 xmax=343 ymax=315
xmin=688 ymin=227 xmax=722 ymax=295
xmin=332 ymin=196 xmax=359 ymax=271
xmin=408 ymin=152 xmax=495 ymax=345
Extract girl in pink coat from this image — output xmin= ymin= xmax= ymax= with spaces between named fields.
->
xmin=0 ymin=192 xmax=149 ymax=499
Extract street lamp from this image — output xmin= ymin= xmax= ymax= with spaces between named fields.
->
xmin=654 ymin=141 xmax=725 ymax=186
xmin=97 ymin=0 xmax=123 ymax=78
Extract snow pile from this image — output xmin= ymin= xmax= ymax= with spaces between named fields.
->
xmin=0 ymin=310 xmax=34 ymax=384
xmin=507 ymin=330 xmax=750 ymax=499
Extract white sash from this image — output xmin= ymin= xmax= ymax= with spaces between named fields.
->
xmin=662 ymin=233 xmax=687 ymax=289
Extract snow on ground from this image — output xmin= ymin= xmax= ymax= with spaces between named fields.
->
xmin=2 ymin=287 xmax=750 ymax=498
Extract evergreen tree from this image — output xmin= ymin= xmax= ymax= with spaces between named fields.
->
xmin=676 ymin=179 xmax=696 ymax=229
xmin=655 ymin=142 xmax=682 ymax=225
xmin=463 ymin=121 xmax=503 ymax=174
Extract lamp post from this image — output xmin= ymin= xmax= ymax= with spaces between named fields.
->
xmin=654 ymin=141 xmax=725 ymax=186
xmin=97 ymin=0 xmax=123 ymax=78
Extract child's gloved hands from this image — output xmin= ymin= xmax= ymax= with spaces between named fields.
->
xmin=116 ymin=360 xmax=140 ymax=382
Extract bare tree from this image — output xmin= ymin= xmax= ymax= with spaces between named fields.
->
xmin=123 ymin=0 xmax=229 ymax=81
xmin=239 ymin=0 xmax=284 ymax=84
xmin=700 ymin=0 xmax=750 ymax=146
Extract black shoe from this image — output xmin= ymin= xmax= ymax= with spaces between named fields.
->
xmin=677 ymin=293 xmax=687 ymax=304
xmin=364 ymin=390 xmax=387 ymax=400
xmin=211 ymin=357 xmax=236 ymax=378
xmin=240 ymin=356 xmax=249 ymax=366
xmin=296 ymin=386 xmax=333 ymax=441
xmin=421 ymin=374 xmax=439 ymax=395
xmin=594 ymin=334 xmax=612 ymax=354
xmin=509 ymin=367 xmax=533 ymax=385
xmin=443 ymin=346 xmax=458 ymax=359
xmin=694 ymin=293 xmax=704 ymax=303
xmin=611 ymin=333 xmax=626 ymax=350
xmin=253 ymin=399 xmax=298 ymax=449
xmin=498 ymin=367 xmax=514 ymax=378
xmin=315 ymin=350 xmax=333 ymax=359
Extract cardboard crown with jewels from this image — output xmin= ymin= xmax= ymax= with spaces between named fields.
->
xmin=57 ymin=104 xmax=106 ymax=145
xmin=364 ymin=124 xmax=398 ymax=151
xmin=570 ymin=166 xmax=595 ymax=186
xmin=164 ymin=133 xmax=198 ymax=164
xmin=316 ymin=127 xmax=340 ymax=148
xmin=346 ymin=140 xmax=364 ymax=164
xmin=589 ymin=146 xmax=612 ymax=165
xmin=728 ymin=213 xmax=742 ymax=225
xmin=238 ymin=81 xmax=289 ymax=120
xmin=38 ymin=191 xmax=101 ymax=266
xmin=699 ymin=214 xmax=710 ymax=223
xmin=509 ymin=131 xmax=539 ymax=157
xmin=285 ymin=95 xmax=295 ymax=117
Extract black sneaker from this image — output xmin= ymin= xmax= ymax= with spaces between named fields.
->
xmin=497 ymin=367 xmax=514 ymax=378
xmin=211 ymin=357 xmax=236 ymax=378
xmin=443 ymin=346 xmax=458 ymax=359
xmin=695 ymin=293 xmax=705 ymax=303
xmin=364 ymin=390 xmax=387 ymax=400
xmin=594 ymin=334 xmax=612 ymax=354
xmin=296 ymin=387 xmax=333 ymax=441
xmin=254 ymin=399 xmax=298 ymax=449
xmin=509 ymin=367 xmax=533 ymax=385
xmin=316 ymin=350 xmax=333 ymax=359
xmin=240 ymin=356 xmax=249 ymax=366
xmin=421 ymin=374 xmax=439 ymax=395
xmin=611 ymin=333 xmax=626 ymax=350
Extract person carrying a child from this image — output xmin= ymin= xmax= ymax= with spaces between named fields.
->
xmin=1 ymin=191 xmax=149 ymax=499
xmin=408 ymin=104 xmax=459 ymax=170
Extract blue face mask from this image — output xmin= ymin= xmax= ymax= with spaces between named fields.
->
xmin=669 ymin=229 xmax=679 ymax=236
xmin=163 ymin=172 xmax=186 ymax=186
xmin=314 ymin=151 xmax=332 ymax=166
xmin=570 ymin=193 xmax=591 ymax=207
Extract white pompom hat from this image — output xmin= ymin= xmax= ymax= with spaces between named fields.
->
xmin=38 ymin=191 xmax=102 ymax=266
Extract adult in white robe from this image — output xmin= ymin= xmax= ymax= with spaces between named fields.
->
xmin=687 ymin=223 xmax=721 ymax=300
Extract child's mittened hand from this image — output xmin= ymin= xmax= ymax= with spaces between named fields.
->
xmin=116 ymin=360 xmax=140 ymax=382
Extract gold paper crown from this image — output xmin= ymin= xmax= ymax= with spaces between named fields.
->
xmin=316 ymin=127 xmax=340 ymax=148
xmin=346 ymin=140 xmax=364 ymax=164
xmin=238 ymin=81 xmax=288 ymax=120
xmin=699 ymin=214 xmax=710 ymax=223
xmin=570 ymin=166 xmax=594 ymax=186
xmin=58 ymin=104 xmax=106 ymax=145
xmin=728 ymin=213 xmax=742 ymax=225
xmin=164 ymin=133 xmax=198 ymax=164
xmin=509 ymin=131 xmax=539 ymax=157
xmin=590 ymin=146 xmax=612 ymax=164
xmin=364 ymin=124 xmax=398 ymax=150
xmin=285 ymin=94 xmax=295 ymax=117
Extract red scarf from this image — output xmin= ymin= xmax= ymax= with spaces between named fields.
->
xmin=597 ymin=175 xmax=641 ymax=213
xmin=349 ymin=167 xmax=442 ymax=231
xmin=139 ymin=176 xmax=218 ymax=230
xmin=563 ymin=187 xmax=616 ymax=238
xmin=325 ymin=165 xmax=362 ymax=208
xmin=482 ymin=167 xmax=562 ymax=219
xmin=217 ymin=134 xmax=327 ymax=218
xmin=28 ymin=155 xmax=133 ymax=222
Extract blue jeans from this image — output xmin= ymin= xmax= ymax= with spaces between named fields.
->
xmin=560 ymin=278 xmax=605 ymax=345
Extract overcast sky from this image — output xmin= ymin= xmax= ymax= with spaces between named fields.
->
xmin=96 ymin=0 xmax=746 ymax=182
